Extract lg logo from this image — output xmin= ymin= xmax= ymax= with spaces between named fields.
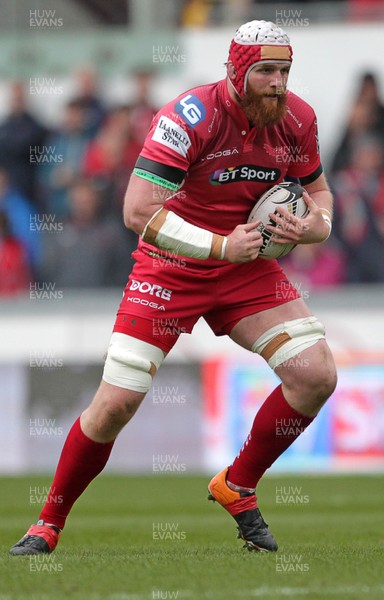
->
xmin=175 ymin=94 xmax=206 ymax=128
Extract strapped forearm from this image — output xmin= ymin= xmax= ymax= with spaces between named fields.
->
xmin=142 ymin=207 xmax=227 ymax=260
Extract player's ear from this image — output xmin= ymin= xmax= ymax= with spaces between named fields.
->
xmin=226 ymin=61 xmax=237 ymax=80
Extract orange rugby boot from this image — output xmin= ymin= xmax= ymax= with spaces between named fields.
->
xmin=208 ymin=467 xmax=278 ymax=552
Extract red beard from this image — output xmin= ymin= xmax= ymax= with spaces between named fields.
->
xmin=239 ymin=87 xmax=287 ymax=128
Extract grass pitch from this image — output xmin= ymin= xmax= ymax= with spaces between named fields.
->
xmin=1 ymin=474 xmax=383 ymax=600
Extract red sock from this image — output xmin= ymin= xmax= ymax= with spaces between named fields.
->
xmin=39 ymin=417 xmax=114 ymax=530
xmin=227 ymin=384 xmax=313 ymax=490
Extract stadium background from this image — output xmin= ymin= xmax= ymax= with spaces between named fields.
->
xmin=0 ymin=0 xmax=383 ymax=476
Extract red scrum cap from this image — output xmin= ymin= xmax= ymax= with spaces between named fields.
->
xmin=227 ymin=20 xmax=293 ymax=97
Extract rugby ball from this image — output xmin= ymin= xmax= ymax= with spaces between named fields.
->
xmin=247 ymin=181 xmax=308 ymax=259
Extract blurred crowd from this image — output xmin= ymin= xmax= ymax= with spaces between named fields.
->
xmin=1 ymin=67 xmax=384 ymax=297
xmin=179 ymin=0 xmax=384 ymax=27
xmin=281 ymin=71 xmax=384 ymax=288
xmin=0 ymin=68 xmax=156 ymax=296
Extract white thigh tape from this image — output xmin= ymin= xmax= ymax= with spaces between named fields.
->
xmin=102 ymin=332 xmax=165 ymax=393
xmin=251 ymin=316 xmax=325 ymax=369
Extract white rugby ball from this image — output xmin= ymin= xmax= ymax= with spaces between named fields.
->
xmin=247 ymin=181 xmax=308 ymax=259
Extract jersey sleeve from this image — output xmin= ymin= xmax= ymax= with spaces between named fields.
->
xmin=285 ymin=104 xmax=323 ymax=185
xmin=134 ymin=91 xmax=210 ymax=190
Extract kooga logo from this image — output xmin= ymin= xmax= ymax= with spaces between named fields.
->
xmin=210 ymin=164 xmax=281 ymax=185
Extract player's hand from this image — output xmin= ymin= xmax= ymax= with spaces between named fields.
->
xmin=265 ymin=191 xmax=330 ymax=245
xmin=225 ymin=222 xmax=263 ymax=263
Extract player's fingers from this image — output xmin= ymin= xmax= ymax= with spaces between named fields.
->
xmin=302 ymin=191 xmax=317 ymax=210
xmin=242 ymin=220 xmax=262 ymax=232
xmin=268 ymin=210 xmax=297 ymax=227
xmin=270 ymin=207 xmax=291 ymax=219
xmin=266 ymin=220 xmax=299 ymax=237
xmin=247 ymin=248 xmax=261 ymax=260
xmin=249 ymin=236 xmax=263 ymax=247
xmin=267 ymin=224 xmax=299 ymax=241
xmin=269 ymin=235 xmax=294 ymax=244
xmin=278 ymin=208 xmax=300 ymax=222
xmin=245 ymin=229 xmax=263 ymax=241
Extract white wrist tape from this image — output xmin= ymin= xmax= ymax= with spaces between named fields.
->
xmin=220 ymin=236 xmax=228 ymax=260
xmin=319 ymin=208 xmax=332 ymax=241
xmin=319 ymin=207 xmax=332 ymax=218
xmin=142 ymin=208 xmax=226 ymax=260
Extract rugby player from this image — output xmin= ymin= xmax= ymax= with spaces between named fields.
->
xmin=10 ymin=20 xmax=336 ymax=555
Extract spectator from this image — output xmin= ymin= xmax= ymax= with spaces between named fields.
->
xmin=0 ymin=210 xmax=31 ymax=296
xmin=331 ymin=71 xmax=384 ymax=174
xmin=332 ymin=134 xmax=384 ymax=282
xmin=38 ymin=99 xmax=91 ymax=217
xmin=82 ymin=105 xmax=142 ymax=214
xmin=347 ymin=0 xmax=384 ymax=22
xmin=180 ymin=0 xmax=214 ymax=27
xmin=70 ymin=66 xmax=107 ymax=138
xmin=36 ymin=178 xmax=136 ymax=288
xmin=0 ymin=166 xmax=39 ymax=270
xmin=128 ymin=69 xmax=159 ymax=146
xmin=0 ymin=81 xmax=47 ymax=206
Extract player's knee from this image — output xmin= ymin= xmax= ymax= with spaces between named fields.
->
xmin=83 ymin=383 xmax=146 ymax=437
xmin=102 ymin=332 xmax=165 ymax=394
xmin=101 ymin=394 xmax=142 ymax=426
xmin=299 ymin=354 xmax=337 ymax=404
xmin=315 ymin=354 xmax=337 ymax=400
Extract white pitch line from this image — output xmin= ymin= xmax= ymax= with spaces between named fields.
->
xmin=248 ymin=584 xmax=384 ymax=597
xmin=97 ymin=592 xmax=195 ymax=600
xmin=12 ymin=586 xmax=384 ymax=600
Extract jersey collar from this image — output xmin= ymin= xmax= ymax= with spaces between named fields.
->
xmin=219 ymin=78 xmax=253 ymax=133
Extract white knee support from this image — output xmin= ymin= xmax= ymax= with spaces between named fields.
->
xmin=251 ymin=316 xmax=325 ymax=370
xmin=102 ymin=332 xmax=165 ymax=393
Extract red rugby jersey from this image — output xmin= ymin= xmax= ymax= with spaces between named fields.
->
xmin=135 ymin=78 xmax=322 ymax=258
